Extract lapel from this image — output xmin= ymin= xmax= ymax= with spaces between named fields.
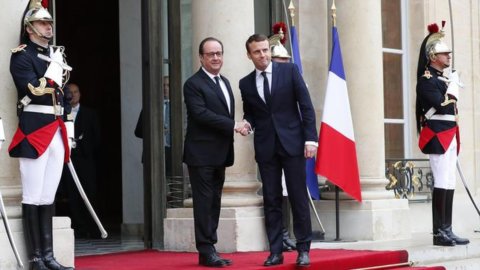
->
xmin=271 ymin=62 xmax=279 ymax=99
xmin=74 ymin=107 xmax=83 ymax=138
xmin=221 ymin=75 xmax=235 ymax=117
xmin=199 ymin=69 xmax=230 ymax=116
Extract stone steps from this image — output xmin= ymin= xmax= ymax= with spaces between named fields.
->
xmin=311 ymin=231 xmax=480 ymax=269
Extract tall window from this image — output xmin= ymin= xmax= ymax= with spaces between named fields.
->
xmin=382 ymin=0 xmax=410 ymax=159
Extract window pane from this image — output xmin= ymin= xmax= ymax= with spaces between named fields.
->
xmin=383 ymin=53 xmax=403 ymax=118
xmin=381 ymin=0 xmax=402 ymax=49
xmin=385 ymin=123 xmax=405 ymax=159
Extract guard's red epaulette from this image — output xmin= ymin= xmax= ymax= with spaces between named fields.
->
xmin=11 ymin=44 xmax=27 ymax=53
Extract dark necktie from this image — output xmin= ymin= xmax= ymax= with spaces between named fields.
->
xmin=214 ymin=76 xmax=230 ymax=113
xmin=261 ymin=71 xmax=271 ymax=107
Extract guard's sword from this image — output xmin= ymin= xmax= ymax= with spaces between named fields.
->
xmin=0 ymin=190 xmax=24 ymax=268
xmin=0 ymin=118 xmax=24 ymax=268
xmin=456 ymin=161 xmax=480 ymax=216
xmin=67 ymin=160 xmax=108 ymax=238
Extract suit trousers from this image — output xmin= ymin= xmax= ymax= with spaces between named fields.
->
xmin=258 ymin=138 xmax=312 ymax=253
xmin=188 ymin=165 xmax=226 ymax=255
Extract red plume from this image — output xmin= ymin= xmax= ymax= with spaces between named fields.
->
xmin=427 ymin=23 xmax=439 ymax=34
xmin=42 ymin=0 xmax=49 ymax=8
xmin=441 ymin=20 xmax=446 ymax=28
xmin=272 ymin=22 xmax=288 ymax=44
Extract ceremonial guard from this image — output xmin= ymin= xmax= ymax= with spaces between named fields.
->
xmin=9 ymin=0 xmax=75 ymax=269
xmin=415 ymin=22 xmax=469 ymax=247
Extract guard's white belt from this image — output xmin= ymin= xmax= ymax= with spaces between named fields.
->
xmin=429 ymin=114 xmax=456 ymax=121
xmin=23 ymin=104 xmax=63 ymax=115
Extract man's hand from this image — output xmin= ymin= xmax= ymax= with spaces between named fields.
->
xmin=304 ymin=144 xmax=317 ymax=158
xmin=446 ymin=70 xmax=464 ymax=100
xmin=234 ymin=120 xmax=252 ymax=136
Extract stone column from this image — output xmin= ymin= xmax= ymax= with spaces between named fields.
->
xmin=306 ymin=0 xmax=411 ymax=241
xmin=164 ymin=0 xmax=266 ymax=252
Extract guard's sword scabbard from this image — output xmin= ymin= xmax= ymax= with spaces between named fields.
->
xmin=0 ymin=191 xmax=24 ymax=268
xmin=67 ymin=160 xmax=108 ymax=238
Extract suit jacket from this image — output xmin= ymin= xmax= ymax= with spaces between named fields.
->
xmin=183 ymin=68 xmax=235 ymax=167
xmin=71 ymin=105 xmax=101 ymax=160
xmin=239 ymin=62 xmax=317 ymax=162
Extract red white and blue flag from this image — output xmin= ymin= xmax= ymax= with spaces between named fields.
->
xmin=315 ymin=26 xmax=362 ymax=202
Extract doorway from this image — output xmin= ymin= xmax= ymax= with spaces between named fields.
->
xmin=54 ymin=0 xmax=123 ymax=235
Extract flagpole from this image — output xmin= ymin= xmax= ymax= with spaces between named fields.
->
xmin=287 ymin=0 xmax=326 ymax=238
xmin=331 ymin=0 xmax=343 ymax=242
xmin=332 ymin=0 xmax=337 ymax=27
xmin=282 ymin=0 xmax=295 ymax=63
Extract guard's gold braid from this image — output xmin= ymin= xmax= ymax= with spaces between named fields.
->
xmin=441 ymin=95 xmax=457 ymax=106
xmin=27 ymin=78 xmax=55 ymax=96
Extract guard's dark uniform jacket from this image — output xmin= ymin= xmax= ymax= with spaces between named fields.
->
xmin=417 ymin=66 xmax=459 ymax=155
xmin=8 ymin=40 xmax=71 ymax=161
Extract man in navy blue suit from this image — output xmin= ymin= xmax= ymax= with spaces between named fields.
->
xmin=183 ymin=37 xmax=248 ymax=267
xmin=239 ymin=34 xmax=318 ymax=267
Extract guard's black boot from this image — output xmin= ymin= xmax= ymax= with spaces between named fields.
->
xmin=432 ymin=188 xmax=456 ymax=246
xmin=445 ymin=190 xmax=469 ymax=245
xmin=433 ymin=226 xmax=456 ymax=246
xmin=282 ymin=228 xmax=296 ymax=251
xmin=23 ymin=204 xmax=49 ymax=270
xmin=39 ymin=205 xmax=75 ymax=270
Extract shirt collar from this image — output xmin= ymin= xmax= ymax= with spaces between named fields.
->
xmin=201 ymin=67 xmax=221 ymax=82
xmin=256 ymin=62 xmax=273 ymax=77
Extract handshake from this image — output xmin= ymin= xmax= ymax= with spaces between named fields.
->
xmin=234 ymin=120 xmax=252 ymax=136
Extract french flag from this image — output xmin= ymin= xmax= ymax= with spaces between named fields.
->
xmin=315 ymin=26 xmax=362 ymax=202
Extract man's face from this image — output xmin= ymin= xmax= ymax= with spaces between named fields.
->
xmin=163 ymin=77 xmax=170 ymax=99
xmin=28 ymin=21 xmax=53 ymax=40
xmin=200 ymin=40 xmax=223 ymax=75
xmin=69 ymin=84 xmax=81 ymax=106
xmin=432 ymin=53 xmax=451 ymax=69
xmin=247 ymin=40 xmax=271 ymax=71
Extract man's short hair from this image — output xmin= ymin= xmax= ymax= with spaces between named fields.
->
xmin=198 ymin=37 xmax=224 ymax=55
xmin=245 ymin=34 xmax=268 ymax=53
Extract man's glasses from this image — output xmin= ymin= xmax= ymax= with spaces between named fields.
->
xmin=203 ymin=51 xmax=223 ymax=58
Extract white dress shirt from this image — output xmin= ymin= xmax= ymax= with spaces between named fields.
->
xmin=255 ymin=63 xmax=273 ymax=103
xmin=202 ymin=67 xmax=231 ymax=113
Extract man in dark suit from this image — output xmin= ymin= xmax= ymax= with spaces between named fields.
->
xmin=183 ymin=37 xmax=247 ymax=267
xmin=239 ymin=34 xmax=318 ymax=267
xmin=59 ymin=82 xmax=101 ymax=238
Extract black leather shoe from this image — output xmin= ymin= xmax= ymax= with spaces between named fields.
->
xmin=199 ymin=253 xmax=226 ymax=267
xmin=263 ymin=253 xmax=283 ymax=266
xmin=282 ymin=241 xmax=293 ymax=252
xmin=296 ymin=251 xmax=310 ymax=267
xmin=282 ymin=229 xmax=296 ymax=251
xmin=216 ymin=253 xmax=232 ymax=266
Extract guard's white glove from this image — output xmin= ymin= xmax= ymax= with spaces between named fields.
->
xmin=65 ymin=121 xmax=75 ymax=150
xmin=446 ymin=70 xmax=464 ymax=100
xmin=0 ymin=118 xmax=5 ymax=150
xmin=44 ymin=48 xmax=66 ymax=87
